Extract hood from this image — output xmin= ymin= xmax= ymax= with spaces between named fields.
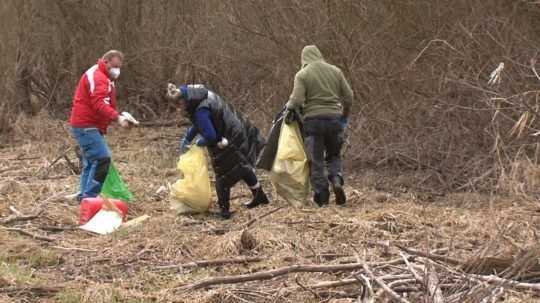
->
xmin=180 ymin=84 xmax=209 ymax=101
xmin=301 ymin=45 xmax=324 ymax=68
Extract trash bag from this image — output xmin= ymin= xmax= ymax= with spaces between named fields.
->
xmin=269 ymin=121 xmax=310 ymax=207
xmin=170 ymin=145 xmax=212 ymax=214
xmin=101 ymin=162 xmax=134 ymax=202
xmin=257 ymin=108 xmax=302 ymax=171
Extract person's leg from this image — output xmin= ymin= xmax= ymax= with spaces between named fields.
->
xmin=77 ymin=156 xmax=90 ymax=202
xmin=73 ymin=128 xmax=111 ymax=199
xmin=304 ymin=119 xmax=330 ymax=206
xmin=242 ymin=168 xmax=269 ymax=208
xmin=215 ymin=178 xmax=232 ymax=219
xmin=325 ymin=119 xmax=346 ymax=205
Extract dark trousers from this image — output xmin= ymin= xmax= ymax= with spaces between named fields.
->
xmin=303 ymin=117 xmax=344 ymax=196
xmin=215 ymin=167 xmax=258 ymax=208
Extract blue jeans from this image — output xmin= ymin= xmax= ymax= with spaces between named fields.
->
xmin=71 ymin=127 xmax=112 ymax=201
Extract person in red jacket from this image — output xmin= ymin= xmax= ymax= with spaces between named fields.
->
xmin=69 ymin=50 xmax=130 ymax=202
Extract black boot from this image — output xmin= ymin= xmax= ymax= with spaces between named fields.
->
xmin=245 ymin=187 xmax=270 ymax=209
xmin=314 ymin=190 xmax=330 ymax=207
xmin=330 ymin=175 xmax=346 ymax=206
xmin=218 ymin=200 xmax=232 ymax=220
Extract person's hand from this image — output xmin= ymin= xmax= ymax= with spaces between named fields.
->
xmin=284 ymin=109 xmax=295 ymax=124
xmin=180 ymin=137 xmax=191 ymax=153
xmin=339 ymin=116 xmax=348 ymax=130
xmin=118 ymin=116 xmax=130 ymax=128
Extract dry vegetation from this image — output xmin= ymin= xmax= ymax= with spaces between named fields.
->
xmin=1 ymin=0 xmax=540 ymax=302
xmin=0 ymin=115 xmax=540 ymax=302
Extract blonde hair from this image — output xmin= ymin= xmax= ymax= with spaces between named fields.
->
xmin=101 ymin=50 xmax=124 ymax=61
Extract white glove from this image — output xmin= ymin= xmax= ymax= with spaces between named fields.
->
xmin=118 ymin=115 xmax=130 ymax=128
xmin=217 ymin=137 xmax=229 ymax=149
xmin=121 ymin=112 xmax=139 ymax=125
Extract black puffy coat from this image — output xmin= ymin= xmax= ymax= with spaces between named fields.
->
xmin=183 ymin=85 xmax=266 ymax=187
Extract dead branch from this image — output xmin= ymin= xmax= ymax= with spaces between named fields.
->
xmin=0 ymin=209 xmax=43 ymax=225
xmin=357 ymin=274 xmax=375 ymax=303
xmin=362 ymin=263 xmax=412 ymax=303
xmin=396 ymin=245 xmax=462 ymax=265
xmin=467 ymin=273 xmax=540 ymax=292
xmin=243 ymin=206 xmax=285 ymax=228
xmin=1 ymin=227 xmax=55 ymax=242
xmin=177 ymin=259 xmax=410 ymax=292
xmin=425 ymin=262 xmax=444 ymax=303
xmin=155 ymin=256 xmax=263 ymax=270
xmin=0 ymin=285 xmax=62 ymax=296
xmin=531 ymin=58 xmax=540 ymax=82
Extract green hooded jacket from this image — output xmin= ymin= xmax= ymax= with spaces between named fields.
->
xmin=286 ymin=45 xmax=354 ymax=119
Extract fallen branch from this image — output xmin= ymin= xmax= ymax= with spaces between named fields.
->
xmin=468 ymin=273 xmax=540 ymax=292
xmin=363 ymin=263 xmax=412 ymax=303
xmin=0 ymin=209 xmax=43 ymax=225
xmin=1 ymin=227 xmax=55 ymax=242
xmin=425 ymin=262 xmax=444 ymax=303
xmin=156 ymin=256 xmax=263 ymax=270
xmin=177 ymin=259 xmax=409 ymax=291
xmin=0 ymin=285 xmax=62 ymax=296
xmin=396 ymin=245 xmax=461 ymax=265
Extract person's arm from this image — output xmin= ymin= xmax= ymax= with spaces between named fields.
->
xmin=339 ymin=70 xmax=354 ymax=118
xmin=184 ymin=126 xmax=198 ymax=143
xmin=88 ymin=78 xmax=120 ymax=123
xmin=286 ymin=72 xmax=306 ymax=110
xmin=194 ymin=108 xmax=219 ymax=146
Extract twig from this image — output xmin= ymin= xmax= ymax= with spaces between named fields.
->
xmin=243 ymin=206 xmax=284 ymax=228
xmin=467 ymin=273 xmax=540 ymax=292
xmin=50 ymin=246 xmax=97 ymax=252
xmin=0 ymin=227 xmax=55 ymax=242
xmin=0 ymin=209 xmax=43 ymax=225
xmin=357 ymin=274 xmax=375 ymax=303
xmin=155 ymin=256 xmax=263 ymax=270
xmin=362 ymin=263 xmax=411 ymax=303
xmin=395 ymin=245 xmax=461 ymax=265
xmin=531 ymin=58 xmax=540 ymax=82
xmin=295 ymin=276 xmax=321 ymax=300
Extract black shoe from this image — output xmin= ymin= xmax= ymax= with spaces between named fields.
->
xmin=314 ymin=190 xmax=330 ymax=207
xmin=220 ymin=208 xmax=232 ymax=220
xmin=330 ymin=175 xmax=346 ymax=206
xmin=245 ymin=187 xmax=270 ymax=209
xmin=218 ymin=200 xmax=232 ymax=220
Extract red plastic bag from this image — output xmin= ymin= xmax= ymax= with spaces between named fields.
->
xmin=79 ymin=197 xmax=128 ymax=225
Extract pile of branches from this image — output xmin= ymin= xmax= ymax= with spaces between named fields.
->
xmin=174 ymin=244 xmax=540 ymax=302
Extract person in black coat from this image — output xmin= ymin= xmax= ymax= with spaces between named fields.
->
xmin=167 ymin=84 xmax=269 ymax=219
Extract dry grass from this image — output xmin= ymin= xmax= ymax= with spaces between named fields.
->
xmin=1 ymin=121 xmax=540 ymax=302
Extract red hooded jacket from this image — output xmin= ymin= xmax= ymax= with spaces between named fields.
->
xmin=69 ymin=59 xmax=119 ymax=134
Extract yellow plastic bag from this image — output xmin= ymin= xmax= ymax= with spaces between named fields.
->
xmin=170 ymin=146 xmax=212 ymax=214
xmin=270 ymin=121 xmax=310 ymax=207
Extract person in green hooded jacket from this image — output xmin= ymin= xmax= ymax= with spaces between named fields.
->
xmin=286 ymin=45 xmax=354 ymax=207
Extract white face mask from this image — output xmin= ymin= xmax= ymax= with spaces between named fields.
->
xmin=109 ymin=67 xmax=121 ymax=79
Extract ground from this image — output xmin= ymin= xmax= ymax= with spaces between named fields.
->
xmin=1 ymin=120 xmax=539 ymax=303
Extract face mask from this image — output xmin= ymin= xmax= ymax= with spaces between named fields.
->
xmin=109 ymin=67 xmax=121 ymax=79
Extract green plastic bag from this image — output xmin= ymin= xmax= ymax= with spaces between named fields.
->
xmin=101 ymin=162 xmax=133 ymax=202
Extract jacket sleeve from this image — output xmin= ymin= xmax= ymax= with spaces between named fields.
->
xmin=88 ymin=78 xmax=119 ymax=122
xmin=339 ymin=70 xmax=354 ymax=118
xmin=194 ymin=108 xmax=219 ymax=146
xmin=184 ymin=126 xmax=198 ymax=142
xmin=286 ymin=72 xmax=306 ymax=110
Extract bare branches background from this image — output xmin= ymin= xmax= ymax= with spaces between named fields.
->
xmin=0 ymin=0 xmax=539 ymax=193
